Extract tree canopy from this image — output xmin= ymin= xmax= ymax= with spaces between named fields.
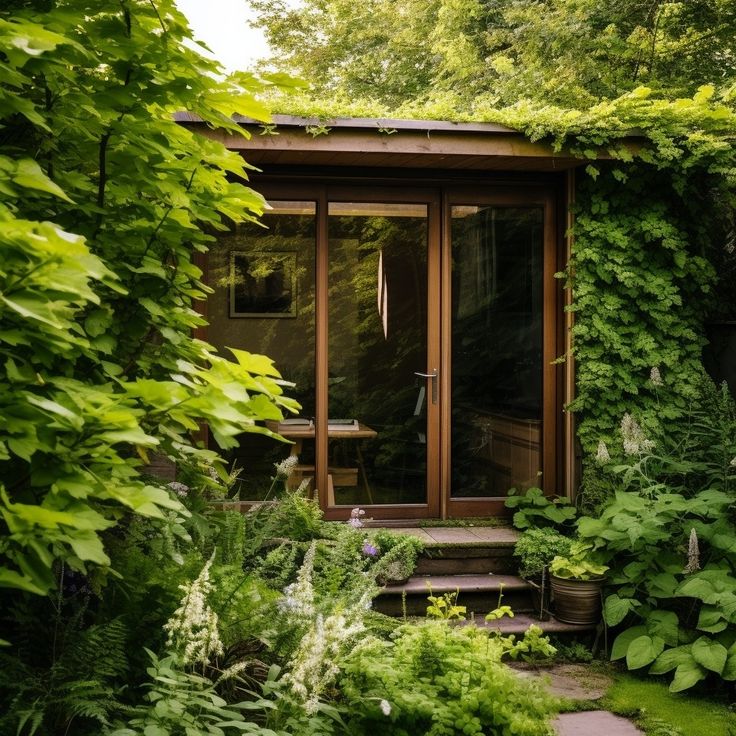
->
xmin=253 ymin=0 xmax=736 ymax=108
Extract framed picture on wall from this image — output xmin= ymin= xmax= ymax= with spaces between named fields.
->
xmin=229 ymin=250 xmax=298 ymax=318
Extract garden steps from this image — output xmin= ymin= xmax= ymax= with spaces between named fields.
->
xmin=466 ymin=613 xmax=596 ymax=636
xmin=372 ymin=526 xmax=597 ymax=637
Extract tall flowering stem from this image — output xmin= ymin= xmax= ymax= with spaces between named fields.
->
xmin=163 ymin=552 xmax=223 ymax=667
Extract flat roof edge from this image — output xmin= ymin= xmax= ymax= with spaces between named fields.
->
xmin=174 ymin=112 xmax=518 ymax=134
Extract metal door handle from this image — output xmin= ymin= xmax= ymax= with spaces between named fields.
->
xmin=414 ymin=369 xmax=438 ymax=404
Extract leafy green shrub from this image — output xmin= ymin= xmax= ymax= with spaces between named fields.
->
xmin=505 ymin=487 xmax=577 ymax=531
xmin=338 ymin=621 xmax=555 ymax=736
xmin=109 ymin=651 xmax=286 ymax=736
xmin=0 ymin=0 xmax=300 ymax=597
xmin=514 ymin=528 xmax=574 ymax=579
xmin=367 ymin=530 xmax=424 ymax=583
xmin=577 ymin=380 xmax=736 ymax=691
xmin=549 ymin=542 xmax=608 ymax=580
xmin=426 ymin=588 xmax=467 ymax=621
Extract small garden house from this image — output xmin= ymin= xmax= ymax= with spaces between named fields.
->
xmin=179 ymin=113 xmax=619 ymax=521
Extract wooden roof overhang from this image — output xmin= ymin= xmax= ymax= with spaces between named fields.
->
xmin=175 ymin=113 xmax=595 ymax=173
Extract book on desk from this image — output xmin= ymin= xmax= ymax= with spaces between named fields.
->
xmin=274 ymin=418 xmax=360 ymax=433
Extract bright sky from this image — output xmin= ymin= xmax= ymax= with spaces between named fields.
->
xmin=175 ymin=0 xmax=274 ymax=72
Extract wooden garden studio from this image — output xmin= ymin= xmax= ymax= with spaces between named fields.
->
xmin=178 ymin=113 xmax=586 ymax=522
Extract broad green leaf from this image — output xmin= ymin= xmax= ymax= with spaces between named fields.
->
xmin=626 ymin=635 xmax=665 ymax=670
xmin=670 ymin=660 xmax=707 ymax=692
xmin=723 ymin=654 xmax=736 ymax=681
xmin=697 ymin=605 xmax=727 ymax=634
xmin=691 ymin=636 xmax=727 ymax=674
xmin=611 ymin=625 xmax=647 ymax=661
xmin=603 ymin=594 xmax=638 ymax=626
xmin=67 ymin=530 xmax=110 ymax=565
xmin=646 ymin=610 xmax=679 ymax=647
xmin=13 ymin=159 xmax=72 ymax=201
xmin=649 ymin=645 xmax=693 ymax=675
xmin=0 ymin=566 xmax=47 ymax=595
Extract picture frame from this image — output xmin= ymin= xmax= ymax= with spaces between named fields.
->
xmin=229 ymin=250 xmax=298 ymax=318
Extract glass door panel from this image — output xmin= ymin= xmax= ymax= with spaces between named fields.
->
xmin=208 ymin=201 xmax=317 ymax=499
xmin=450 ymin=206 xmax=544 ymax=497
xmin=327 ymin=202 xmax=430 ymax=506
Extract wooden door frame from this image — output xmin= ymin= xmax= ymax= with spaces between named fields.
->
xmin=244 ymin=183 xmax=442 ymax=520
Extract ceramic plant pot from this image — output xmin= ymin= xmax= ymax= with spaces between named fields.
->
xmin=550 ymin=575 xmax=604 ymax=625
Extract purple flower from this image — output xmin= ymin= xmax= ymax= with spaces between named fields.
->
xmin=362 ymin=542 xmax=379 ymax=557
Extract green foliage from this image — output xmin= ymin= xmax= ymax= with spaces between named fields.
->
xmin=367 ymin=530 xmax=424 ymax=584
xmin=549 ymin=542 xmax=608 ymax=580
xmin=109 ymin=650 xmax=286 ymax=736
xmin=0 ymin=595 xmax=130 ymax=735
xmin=578 ymin=382 xmax=736 ymax=691
xmin=565 ymin=167 xmax=720 ymax=456
xmin=603 ymin=669 xmax=736 ymax=736
xmin=505 ymin=487 xmax=578 ymax=531
xmin=338 ymin=621 xmax=555 ymax=735
xmin=0 ymin=0 xmax=301 ymax=596
xmin=426 ymin=587 xmax=467 ymax=621
xmin=514 ymin=528 xmax=575 ymax=579
xmin=253 ymin=0 xmax=736 ymax=108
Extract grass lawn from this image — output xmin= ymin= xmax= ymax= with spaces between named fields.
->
xmin=601 ymin=670 xmax=736 ymax=736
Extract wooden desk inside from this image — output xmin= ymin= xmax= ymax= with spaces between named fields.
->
xmin=266 ymin=421 xmax=377 ymax=505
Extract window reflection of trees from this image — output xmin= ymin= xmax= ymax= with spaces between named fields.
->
xmin=328 ymin=213 xmax=428 ymax=503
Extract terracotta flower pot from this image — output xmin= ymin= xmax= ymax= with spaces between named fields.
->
xmin=550 ymin=575 xmax=604 ymax=625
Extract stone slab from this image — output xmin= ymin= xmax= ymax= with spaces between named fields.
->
xmin=381 ymin=528 xmax=435 ymax=542
xmin=425 ymin=528 xmax=483 ymax=543
xmin=468 ymin=526 xmax=519 ymax=543
xmin=511 ymin=664 xmax=611 ymax=701
xmin=554 ymin=711 xmax=644 ymax=735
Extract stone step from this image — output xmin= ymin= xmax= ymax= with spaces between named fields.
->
xmin=416 ymin=546 xmax=517 ymax=575
xmin=464 ymin=613 xmax=597 ymax=637
xmin=374 ymin=573 xmax=534 ymax=616
xmin=380 ymin=526 xmax=520 ymax=576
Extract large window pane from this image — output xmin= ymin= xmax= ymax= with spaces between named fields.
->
xmin=207 ymin=202 xmax=316 ymax=499
xmin=451 ymin=206 xmax=544 ymax=497
xmin=327 ymin=202 xmax=428 ymax=505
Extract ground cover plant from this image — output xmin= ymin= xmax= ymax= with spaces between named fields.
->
xmin=578 ymin=378 xmax=736 ymax=693
xmin=0 ymin=461 xmax=560 ymax=735
xmin=602 ymin=668 xmax=736 ymax=736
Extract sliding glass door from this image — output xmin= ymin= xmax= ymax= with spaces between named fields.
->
xmin=206 ymin=183 xmax=557 ymax=518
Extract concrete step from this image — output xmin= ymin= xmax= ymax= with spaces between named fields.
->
xmin=416 ymin=545 xmax=517 ymax=575
xmin=374 ymin=573 xmax=534 ymax=616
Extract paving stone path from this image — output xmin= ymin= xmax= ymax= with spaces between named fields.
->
xmin=511 ymin=664 xmax=646 ymax=736
xmin=553 ymin=711 xmax=645 ymax=735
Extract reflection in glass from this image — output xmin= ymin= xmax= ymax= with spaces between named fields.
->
xmin=328 ymin=202 xmax=429 ymax=505
xmin=451 ymin=206 xmax=543 ymax=497
xmin=207 ymin=202 xmax=316 ymax=499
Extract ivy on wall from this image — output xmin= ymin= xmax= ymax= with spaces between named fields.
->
xmin=568 ymin=164 xmax=718 ymax=454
